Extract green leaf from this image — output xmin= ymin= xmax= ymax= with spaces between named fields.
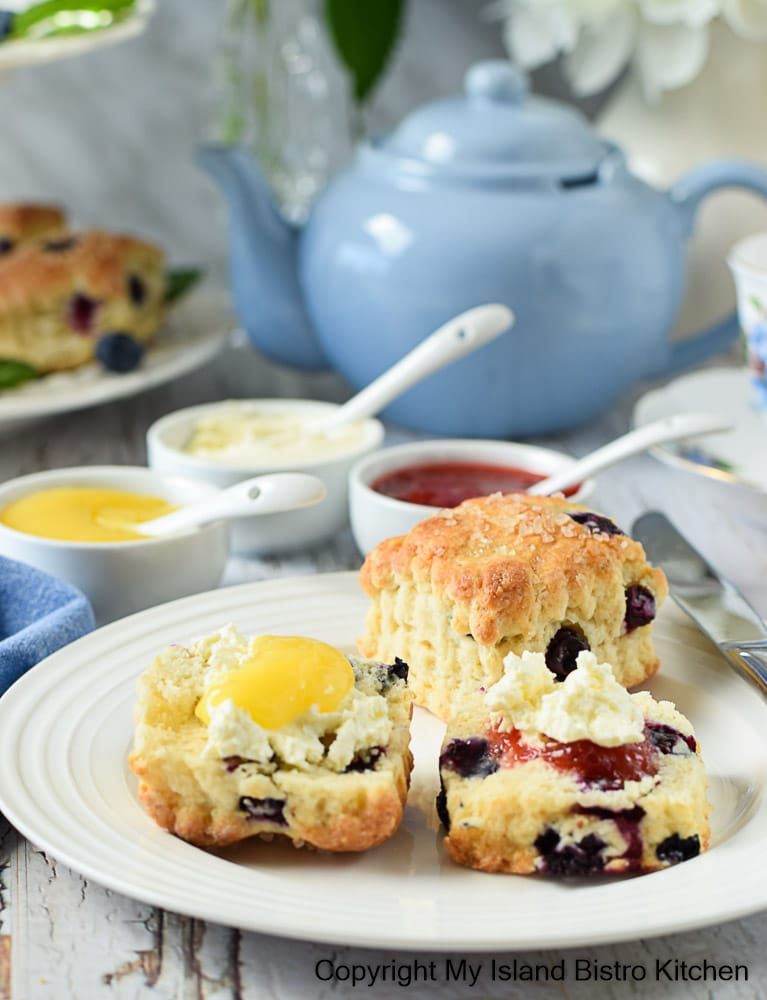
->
xmin=11 ymin=1 xmax=136 ymax=41
xmin=166 ymin=268 xmax=203 ymax=304
xmin=323 ymin=0 xmax=406 ymax=104
xmin=0 ymin=360 xmax=38 ymax=389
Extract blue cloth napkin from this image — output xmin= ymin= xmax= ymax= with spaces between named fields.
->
xmin=0 ymin=554 xmax=95 ymax=695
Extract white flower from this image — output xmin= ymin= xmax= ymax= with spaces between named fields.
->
xmin=634 ymin=20 xmax=710 ymax=98
xmin=722 ymin=0 xmax=767 ymax=38
xmin=494 ymin=0 xmax=762 ymax=98
xmin=562 ymin=4 xmax=637 ymax=95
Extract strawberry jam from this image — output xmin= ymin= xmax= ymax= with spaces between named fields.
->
xmin=370 ymin=461 xmax=580 ymax=507
xmin=487 ymin=725 xmax=660 ymax=790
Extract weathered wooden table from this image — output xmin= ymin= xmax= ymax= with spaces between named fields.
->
xmin=1 ymin=336 xmax=766 ymax=999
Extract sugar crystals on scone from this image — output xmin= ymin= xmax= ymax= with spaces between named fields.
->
xmin=359 ymin=493 xmax=668 ymax=720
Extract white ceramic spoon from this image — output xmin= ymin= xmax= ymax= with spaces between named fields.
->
xmin=312 ymin=303 xmax=514 ymax=435
xmin=527 ymin=413 xmax=735 ymax=496
xmin=135 ymin=473 xmax=326 ymax=537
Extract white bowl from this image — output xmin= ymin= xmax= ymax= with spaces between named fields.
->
xmin=349 ymin=439 xmax=596 ymax=555
xmin=0 ymin=466 xmax=229 ymax=626
xmin=147 ymin=399 xmax=384 ymax=555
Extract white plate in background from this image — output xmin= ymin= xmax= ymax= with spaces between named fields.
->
xmin=0 ymin=572 xmax=764 ymax=951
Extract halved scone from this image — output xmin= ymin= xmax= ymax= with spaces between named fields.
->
xmin=129 ymin=627 xmax=413 ymax=851
xmin=439 ymin=651 xmax=709 ymax=875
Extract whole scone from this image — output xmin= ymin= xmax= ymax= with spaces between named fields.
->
xmin=438 ymin=651 xmax=709 ymax=875
xmin=359 ymin=493 xmax=667 ymax=721
xmin=0 ymin=229 xmax=166 ymax=373
xmin=129 ymin=627 xmax=413 ymax=851
xmin=0 ymin=202 xmax=67 ymax=255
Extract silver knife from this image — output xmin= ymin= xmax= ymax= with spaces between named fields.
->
xmin=632 ymin=510 xmax=767 ymax=697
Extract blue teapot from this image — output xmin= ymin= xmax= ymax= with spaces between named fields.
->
xmin=199 ymin=61 xmax=767 ymax=437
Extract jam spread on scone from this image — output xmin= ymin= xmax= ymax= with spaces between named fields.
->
xmin=448 ymin=718 xmax=697 ymax=792
xmin=437 ymin=650 xmax=708 ymax=875
xmin=129 ymin=627 xmax=413 ymax=851
xmin=485 ymin=726 xmax=661 ymax=788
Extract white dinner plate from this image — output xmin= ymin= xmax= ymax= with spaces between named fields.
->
xmin=0 ymin=0 xmax=154 ymax=73
xmin=0 ymin=572 xmax=765 ymax=951
xmin=0 ymin=287 xmax=231 ymax=431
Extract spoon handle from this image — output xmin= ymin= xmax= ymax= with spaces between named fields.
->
xmin=138 ymin=473 xmax=326 ymax=536
xmin=316 ymin=304 xmax=513 ymax=434
xmin=527 ymin=413 xmax=735 ymax=497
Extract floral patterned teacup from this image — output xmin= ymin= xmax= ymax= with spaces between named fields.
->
xmin=729 ymin=232 xmax=767 ymax=411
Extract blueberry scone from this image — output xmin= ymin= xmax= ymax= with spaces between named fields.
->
xmin=438 ymin=650 xmax=709 ymax=875
xmin=359 ymin=493 xmax=668 ymax=720
xmin=129 ymin=628 xmax=413 ymax=851
xmin=0 ymin=202 xmax=67 ymax=255
xmin=0 ymin=229 xmax=166 ymax=373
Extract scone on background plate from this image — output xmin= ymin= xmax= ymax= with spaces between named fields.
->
xmin=438 ymin=650 xmax=709 ymax=875
xmin=129 ymin=628 xmax=413 ymax=851
xmin=0 ymin=202 xmax=67 ymax=255
xmin=0 ymin=229 xmax=166 ymax=373
xmin=359 ymin=493 xmax=668 ymax=721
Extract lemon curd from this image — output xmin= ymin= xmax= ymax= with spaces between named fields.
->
xmin=0 ymin=487 xmax=178 ymax=542
xmin=195 ymin=634 xmax=354 ymax=731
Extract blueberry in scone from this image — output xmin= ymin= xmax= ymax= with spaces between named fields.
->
xmin=437 ymin=650 xmax=709 ymax=875
xmin=0 ymin=229 xmax=166 ymax=374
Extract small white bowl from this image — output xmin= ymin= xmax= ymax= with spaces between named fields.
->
xmin=147 ymin=399 xmax=384 ymax=555
xmin=0 ymin=466 xmax=229 ymax=625
xmin=349 ymin=439 xmax=596 ymax=555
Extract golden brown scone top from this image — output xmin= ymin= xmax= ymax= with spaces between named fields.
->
xmin=0 ymin=229 xmax=165 ymax=305
xmin=0 ymin=203 xmax=67 ymax=245
xmin=359 ymin=493 xmax=668 ymax=647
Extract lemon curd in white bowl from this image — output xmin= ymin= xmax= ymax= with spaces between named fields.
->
xmin=147 ymin=399 xmax=384 ymax=555
xmin=0 ymin=466 xmax=229 ymax=625
xmin=349 ymin=439 xmax=596 ymax=555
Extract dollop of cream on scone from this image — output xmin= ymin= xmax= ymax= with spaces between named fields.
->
xmin=485 ymin=650 xmax=646 ymax=747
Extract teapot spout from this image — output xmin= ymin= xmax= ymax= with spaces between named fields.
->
xmin=196 ymin=144 xmax=326 ymax=369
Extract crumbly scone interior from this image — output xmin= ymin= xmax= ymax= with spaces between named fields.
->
xmin=130 ymin=629 xmax=413 ymax=851
xmin=440 ymin=698 xmax=710 ymax=875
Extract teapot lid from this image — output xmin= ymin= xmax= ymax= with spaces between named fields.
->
xmin=377 ymin=61 xmax=606 ymax=182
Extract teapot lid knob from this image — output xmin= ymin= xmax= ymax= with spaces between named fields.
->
xmin=464 ymin=61 xmax=529 ymax=104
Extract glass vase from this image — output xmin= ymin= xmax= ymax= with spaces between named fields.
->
xmin=216 ymin=0 xmax=352 ymax=222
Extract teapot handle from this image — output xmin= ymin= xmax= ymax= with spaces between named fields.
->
xmin=649 ymin=160 xmax=767 ymax=379
xmin=670 ymin=159 xmax=767 ymax=232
